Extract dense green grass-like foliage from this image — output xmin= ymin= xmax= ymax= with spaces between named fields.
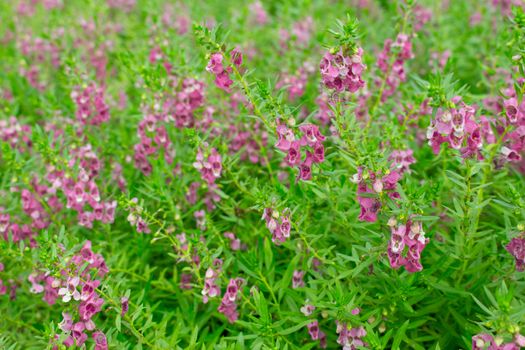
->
xmin=2 ymin=0 xmax=525 ymax=349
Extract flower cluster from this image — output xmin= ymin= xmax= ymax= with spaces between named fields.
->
xmin=71 ymin=83 xmax=110 ymax=127
xmin=29 ymin=241 xmax=108 ymax=349
xmin=223 ymin=232 xmax=242 ymax=251
xmin=377 ymin=34 xmax=414 ymax=100
xmin=107 ymin=0 xmax=136 ymax=12
xmin=387 ymin=219 xmax=429 ymax=273
xmin=133 ymin=114 xmax=175 ymax=176
xmin=126 ymin=198 xmax=151 ymax=234
xmin=161 ymin=4 xmax=190 ymax=35
xmin=194 ymin=210 xmax=206 ymax=230
xmin=217 ymin=277 xmax=244 ymax=323
xmin=275 ymin=123 xmax=326 ymax=181
xmin=413 ymin=5 xmax=432 ymax=32
xmin=262 ymin=207 xmax=292 ymax=245
xmin=472 ymin=333 xmax=525 ymax=350
xmin=0 ymin=116 xmax=32 ymax=152
xmin=206 ymin=50 xmax=242 ymax=92
xmin=336 ymin=321 xmax=367 ymax=350
xmin=280 ymin=17 xmax=314 ymax=48
xmin=319 ymin=48 xmax=366 ymax=93
xmin=57 ymin=154 xmax=117 ymax=228
xmin=351 ymin=167 xmax=401 ymax=223
xmin=249 ymin=1 xmax=268 ymax=25
xmin=491 ymin=0 xmax=525 ymax=16
xmin=10 ymin=144 xmax=115 ymax=236
xmin=18 ymin=35 xmax=61 ymax=90
xmin=202 ymin=259 xmax=222 ymax=303
xmin=389 ymin=149 xmax=416 ymax=174
xmin=276 ymin=66 xmax=310 ymax=101
xmin=193 ymin=147 xmax=223 ymax=185
xmin=505 ymin=236 xmax=525 ymax=271
xmin=500 ymin=95 xmax=525 ymax=162
xmin=315 ymin=92 xmax=335 ymax=126
xmin=427 ymin=99 xmax=489 ymax=159
xmin=165 ymin=78 xmax=206 ymax=128
xmin=227 ymin=121 xmax=268 ymax=165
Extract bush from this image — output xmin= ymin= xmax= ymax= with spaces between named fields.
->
xmin=1 ymin=0 xmax=525 ymax=349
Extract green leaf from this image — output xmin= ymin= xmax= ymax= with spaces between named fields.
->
xmin=115 ymin=314 xmax=122 ymax=332
xmin=392 ymin=320 xmax=409 ymax=350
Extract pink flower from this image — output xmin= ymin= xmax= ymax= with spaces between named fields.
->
xmin=194 ymin=148 xmax=223 ymax=185
xmin=376 ymin=34 xmax=414 ymax=100
xmin=72 ymin=83 xmax=110 ymax=127
xmin=389 ymin=149 xmax=416 ymax=174
xmin=206 ymin=53 xmax=224 ymax=74
xmin=320 ymin=48 xmax=366 ymax=93
xmin=202 ymin=265 xmax=221 ymax=303
xmin=285 ymin=141 xmax=301 ymax=165
xmin=427 ymin=100 xmax=485 ymax=159
xmin=136 ymin=218 xmax=151 ymax=234
xmin=387 ymin=220 xmax=428 ymax=273
xmin=80 ymin=279 xmax=100 ymax=301
xmin=472 ymin=334 xmax=498 ymax=350
xmin=506 ymin=236 xmax=525 ymax=271
xmin=299 ymin=124 xmax=326 ymax=146
xmin=249 ymin=1 xmax=268 ymax=25
xmin=58 ymin=312 xmax=73 ymax=332
xmin=337 ymin=322 xmax=368 ymax=349
xmin=292 ymin=270 xmax=305 ymax=288
xmin=180 ymin=273 xmax=192 ymax=290
xmin=230 ymin=48 xmax=243 ymax=67
xmin=206 ymin=53 xmax=234 ymax=92
xmin=217 ymin=278 xmax=244 ymax=323
xmin=312 ymin=142 xmax=325 ymax=163
xmin=79 ymin=295 xmax=104 ymax=321
xmin=215 ymin=70 xmax=234 ymax=91
xmin=263 ymin=207 xmax=292 ymax=245
xmin=357 ymin=194 xmax=381 ymax=223
xmin=275 ymin=124 xmax=295 ymax=152
xmin=58 ymin=276 xmax=81 ymax=302
xmin=300 ymin=303 xmax=316 ymax=316
xmin=121 ymin=296 xmax=129 ymax=316
xmin=307 ymin=320 xmax=320 ymax=340
xmin=71 ymin=322 xmax=88 ymax=347
xmin=224 ymin=232 xmax=242 ymax=250
xmin=413 ymin=5 xmax=432 ymax=32
xmin=298 ymin=154 xmax=313 ymax=181
xmin=93 ymin=331 xmax=108 ymax=350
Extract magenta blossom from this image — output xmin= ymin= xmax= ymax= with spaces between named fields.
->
xmin=506 ymin=236 xmax=525 ymax=271
xmin=387 ymin=219 xmax=428 ymax=273
xmin=206 ymin=52 xmax=234 ymax=92
xmin=320 ymin=47 xmax=365 ymax=93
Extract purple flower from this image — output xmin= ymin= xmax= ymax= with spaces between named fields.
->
xmin=230 ymin=48 xmax=243 ymax=67
xmin=93 ymin=331 xmax=108 ymax=350
xmin=320 ymin=48 xmax=366 ymax=93
xmin=217 ymin=278 xmax=244 ymax=323
xmin=506 ymin=237 xmax=525 ymax=271
xmin=307 ymin=320 xmax=320 ymax=340
xmin=206 ymin=53 xmax=234 ymax=92
xmin=300 ymin=302 xmax=315 ymax=316
xmin=121 ymin=296 xmax=129 ymax=316
xmin=387 ymin=220 xmax=428 ymax=273
xmin=206 ymin=53 xmax=224 ymax=74
xmin=292 ymin=270 xmax=305 ymax=288
xmin=285 ymin=140 xmax=302 ymax=165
